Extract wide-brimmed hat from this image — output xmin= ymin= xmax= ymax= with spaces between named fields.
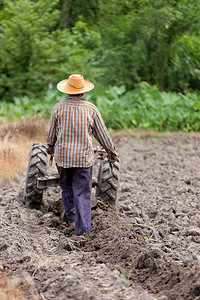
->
xmin=57 ymin=74 xmax=94 ymax=94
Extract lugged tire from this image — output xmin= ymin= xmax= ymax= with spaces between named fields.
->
xmin=95 ymin=157 xmax=120 ymax=209
xmin=24 ymin=142 xmax=48 ymax=209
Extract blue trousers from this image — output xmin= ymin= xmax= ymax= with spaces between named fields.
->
xmin=56 ymin=165 xmax=93 ymax=235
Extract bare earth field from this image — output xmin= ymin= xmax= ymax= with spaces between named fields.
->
xmin=0 ymin=134 xmax=200 ymax=300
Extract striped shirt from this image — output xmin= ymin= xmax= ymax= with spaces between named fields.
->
xmin=46 ymin=97 xmax=117 ymax=168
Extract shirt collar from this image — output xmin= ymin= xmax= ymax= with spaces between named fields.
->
xmin=68 ymin=97 xmax=84 ymax=101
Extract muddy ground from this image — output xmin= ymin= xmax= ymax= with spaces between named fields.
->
xmin=0 ymin=134 xmax=200 ymax=300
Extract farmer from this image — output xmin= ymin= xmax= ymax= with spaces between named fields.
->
xmin=46 ymin=74 xmax=118 ymax=236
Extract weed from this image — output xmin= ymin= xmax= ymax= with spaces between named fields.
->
xmin=119 ymin=267 xmax=132 ymax=295
xmin=134 ymin=137 xmax=143 ymax=145
xmin=172 ymin=231 xmax=179 ymax=237
xmin=16 ymin=168 xmax=25 ymax=175
xmin=148 ymin=150 xmax=156 ymax=156
xmin=124 ymin=223 xmax=135 ymax=230
xmin=192 ymin=150 xmax=198 ymax=156
xmin=183 ymin=144 xmax=189 ymax=150
xmin=175 ymin=186 xmax=184 ymax=195
xmin=144 ymin=236 xmax=153 ymax=242
xmin=119 ymin=151 xmax=129 ymax=158
xmin=21 ymin=210 xmax=29 ymax=216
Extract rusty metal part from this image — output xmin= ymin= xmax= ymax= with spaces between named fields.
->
xmin=92 ymin=179 xmax=97 ymax=187
xmin=94 ymin=147 xmax=106 ymax=160
xmin=38 ymin=176 xmax=98 ymax=189
xmin=37 ymin=148 xmax=107 ymax=189
xmin=94 ymin=148 xmax=106 ymax=154
xmin=37 ymin=175 xmax=59 ymax=188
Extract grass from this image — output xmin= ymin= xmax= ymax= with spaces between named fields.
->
xmin=0 ymin=139 xmax=27 ymax=182
xmin=120 ymin=267 xmax=132 ymax=295
xmin=148 ymin=150 xmax=156 ymax=156
xmin=0 ymin=118 xmax=47 ymax=183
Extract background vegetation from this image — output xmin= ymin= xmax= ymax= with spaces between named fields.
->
xmin=0 ymin=0 xmax=200 ymax=131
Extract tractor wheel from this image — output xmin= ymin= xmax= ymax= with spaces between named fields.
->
xmin=24 ymin=143 xmax=48 ymax=209
xmin=95 ymin=157 xmax=120 ymax=209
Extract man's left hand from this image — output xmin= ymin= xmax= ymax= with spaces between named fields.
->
xmin=108 ymin=153 xmax=119 ymax=163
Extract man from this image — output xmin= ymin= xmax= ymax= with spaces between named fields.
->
xmin=46 ymin=74 xmax=118 ymax=235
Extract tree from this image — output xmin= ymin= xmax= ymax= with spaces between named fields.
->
xmin=95 ymin=0 xmax=200 ymax=92
xmin=0 ymin=0 xmax=60 ymax=100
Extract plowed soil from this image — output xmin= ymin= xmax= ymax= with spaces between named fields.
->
xmin=0 ymin=134 xmax=200 ymax=300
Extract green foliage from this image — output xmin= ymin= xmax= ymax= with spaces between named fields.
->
xmin=0 ymin=0 xmax=102 ymax=101
xmin=90 ymin=83 xmax=200 ymax=131
xmin=0 ymin=0 xmax=61 ymax=100
xmin=0 ymin=89 xmax=64 ymax=120
xmin=0 ymin=0 xmax=200 ymax=108
xmin=96 ymin=0 xmax=200 ymax=92
xmin=1 ymin=84 xmax=200 ymax=133
xmin=56 ymin=0 xmax=100 ymax=29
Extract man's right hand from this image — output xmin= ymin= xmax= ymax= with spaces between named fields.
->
xmin=46 ymin=145 xmax=54 ymax=156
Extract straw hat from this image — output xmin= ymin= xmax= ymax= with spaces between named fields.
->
xmin=57 ymin=74 xmax=94 ymax=94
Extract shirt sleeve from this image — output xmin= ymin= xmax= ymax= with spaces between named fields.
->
xmin=93 ymin=110 xmax=118 ymax=155
xmin=46 ymin=110 xmax=57 ymax=147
